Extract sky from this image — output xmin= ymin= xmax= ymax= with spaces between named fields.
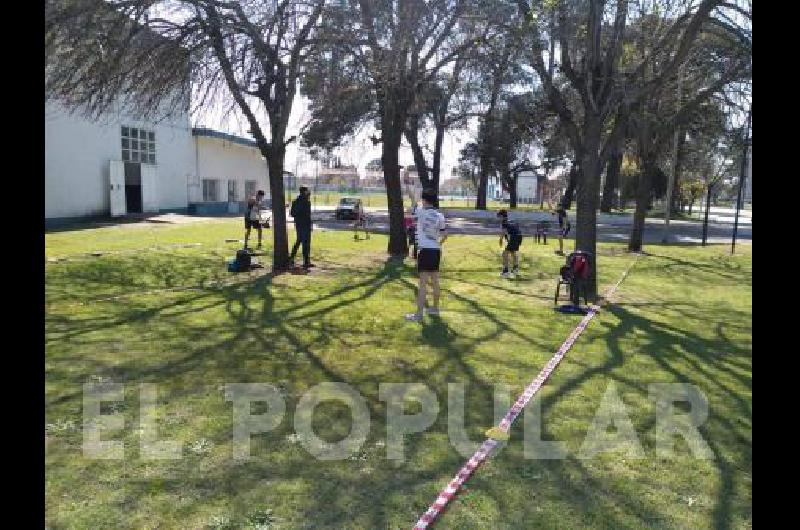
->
xmin=191 ymin=92 xmax=475 ymax=182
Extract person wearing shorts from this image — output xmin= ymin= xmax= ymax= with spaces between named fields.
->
xmin=353 ymin=204 xmax=370 ymax=240
xmin=406 ymin=189 xmax=447 ymax=322
xmin=553 ymin=207 xmax=571 ymax=255
xmin=497 ymin=209 xmax=522 ymax=278
xmin=244 ymin=190 xmax=266 ymax=251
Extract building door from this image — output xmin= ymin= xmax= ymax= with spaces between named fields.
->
xmin=109 ymin=160 xmax=126 ymax=217
xmin=228 ymin=180 xmax=239 ymax=214
xmin=124 ymin=162 xmax=143 ymax=213
xmin=141 ymin=164 xmax=159 ymax=212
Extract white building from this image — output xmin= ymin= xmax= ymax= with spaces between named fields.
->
xmin=189 ymin=128 xmax=270 ymax=215
xmin=516 ymin=170 xmax=538 ymax=203
xmin=45 ymin=100 xmax=271 ymax=227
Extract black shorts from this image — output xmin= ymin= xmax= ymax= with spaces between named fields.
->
xmin=245 ymin=218 xmax=261 ymax=229
xmin=417 ymin=248 xmax=441 ymax=272
xmin=506 ymin=235 xmax=522 ymax=252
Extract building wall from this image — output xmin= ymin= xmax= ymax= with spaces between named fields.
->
xmin=517 ymin=173 xmax=538 ymax=202
xmin=45 ymin=99 xmax=194 ymax=219
xmin=192 ymin=136 xmax=269 ymax=207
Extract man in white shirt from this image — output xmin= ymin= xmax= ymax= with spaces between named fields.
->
xmin=406 ymin=189 xmax=447 ymax=322
xmin=244 ymin=190 xmax=266 ymax=251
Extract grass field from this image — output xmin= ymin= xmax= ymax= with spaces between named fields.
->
xmin=45 ymin=219 xmax=751 ymax=529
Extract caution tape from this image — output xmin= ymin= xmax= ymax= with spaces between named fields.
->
xmin=412 ymin=256 xmax=639 ymax=529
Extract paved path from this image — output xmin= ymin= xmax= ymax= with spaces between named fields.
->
xmin=309 ymin=207 xmax=751 ymax=244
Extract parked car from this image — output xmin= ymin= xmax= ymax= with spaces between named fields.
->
xmin=335 ymin=197 xmax=364 ymax=220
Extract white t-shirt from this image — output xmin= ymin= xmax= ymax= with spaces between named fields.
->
xmin=415 ymin=207 xmax=446 ymax=249
xmin=249 ymin=198 xmax=264 ymax=221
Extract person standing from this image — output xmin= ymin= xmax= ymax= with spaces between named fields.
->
xmin=553 ymin=206 xmax=571 ymax=255
xmin=244 ymin=190 xmax=266 ymax=251
xmin=406 ymin=189 xmax=447 ymax=322
xmin=497 ymin=209 xmax=523 ymax=278
xmin=289 ymin=186 xmax=313 ymax=269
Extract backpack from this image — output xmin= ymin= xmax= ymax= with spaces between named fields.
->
xmin=290 ymin=198 xmax=298 ymax=218
xmin=235 ymin=249 xmax=252 ymax=272
xmin=570 ymin=253 xmax=590 ymax=279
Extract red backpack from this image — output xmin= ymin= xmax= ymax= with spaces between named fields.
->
xmin=571 ymin=253 xmax=590 ymax=279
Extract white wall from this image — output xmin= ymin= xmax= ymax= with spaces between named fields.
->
xmin=517 ymin=173 xmax=538 ymax=201
xmin=45 ymin=99 xmax=194 ymax=218
xmin=193 ymin=136 xmax=269 ymax=202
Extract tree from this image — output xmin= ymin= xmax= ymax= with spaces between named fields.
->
xmin=515 ymin=0 xmax=738 ymax=297
xmin=304 ymin=0 xmax=490 ymax=257
xmin=46 ymin=0 xmax=324 ymax=270
xmin=625 ymin=8 xmax=751 ymax=251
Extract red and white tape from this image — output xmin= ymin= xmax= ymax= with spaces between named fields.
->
xmin=412 ymin=259 xmax=638 ymax=529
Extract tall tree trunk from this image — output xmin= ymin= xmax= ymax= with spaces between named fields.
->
xmin=628 ymin=160 xmax=654 ymax=252
xmin=576 ymin=128 xmax=601 ymax=299
xmin=509 ymin=173 xmax=518 ymax=209
xmin=701 ymin=182 xmax=712 ymax=246
xmin=267 ymin=151 xmax=290 ymax=270
xmin=477 ymin=78 xmax=502 ymax=210
xmin=561 ymin=162 xmax=579 ymax=209
xmin=431 ymin=120 xmax=445 ymax=196
xmin=477 ymin=149 xmax=490 ymax=210
xmin=670 ymin=126 xmax=687 ymax=214
xmin=382 ymin=125 xmax=408 ymax=257
xmin=600 ymin=149 xmax=622 ymax=212
xmin=404 ymin=116 xmax=431 ymax=189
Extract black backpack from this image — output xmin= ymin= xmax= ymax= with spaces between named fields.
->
xmin=235 ymin=249 xmax=252 ymax=271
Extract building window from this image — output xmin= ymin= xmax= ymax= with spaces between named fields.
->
xmin=121 ymin=126 xmax=156 ymax=164
xmin=245 ymin=180 xmax=257 ymax=200
xmin=228 ymin=180 xmax=237 ymax=202
xmin=202 ymin=179 xmax=219 ymax=202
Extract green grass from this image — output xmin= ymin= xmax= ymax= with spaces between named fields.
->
xmin=46 ymin=219 xmax=751 ymax=529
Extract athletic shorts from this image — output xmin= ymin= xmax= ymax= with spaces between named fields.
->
xmin=417 ymin=248 xmax=441 ymax=272
xmin=245 ymin=218 xmax=261 ymax=230
xmin=505 ymin=235 xmax=522 ymax=252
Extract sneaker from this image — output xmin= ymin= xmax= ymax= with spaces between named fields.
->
xmin=501 ymin=271 xmax=510 ymax=278
xmin=405 ymin=313 xmax=423 ymax=322
xmin=427 ymin=307 xmax=440 ymax=316
xmin=512 ymin=268 xmax=519 ymax=277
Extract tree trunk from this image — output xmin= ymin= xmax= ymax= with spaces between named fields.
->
xmin=670 ymin=127 xmax=687 ymax=214
xmin=505 ymin=167 xmax=517 ymax=209
xmin=404 ymin=116 xmax=432 ymax=189
xmin=431 ymin=120 xmax=445 ymax=196
xmin=267 ymin=152 xmax=290 ymax=270
xmin=628 ymin=161 xmax=654 ymax=253
xmin=600 ymin=150 xmax=622 ymax=212
xmin=562 ymin=162 xmax=579 ymax=209
xmin=701 ymin=182 xmax=712 ymax=246
xmin=476 ymin=144 xmax=490 ymax=210
xmin=382 ymin=126 xmax=408 ymax=257
xmin=576 ymin=131 xmax=601 ymax=299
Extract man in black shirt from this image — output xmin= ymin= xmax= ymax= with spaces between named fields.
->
xmin=497 ymin=209 xmax=523 ymax=278
xmin=289 ymin=186 xmax=313 ymax=269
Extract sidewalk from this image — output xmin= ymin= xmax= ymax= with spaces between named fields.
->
xmin=309 ymin=205 xmax=751 ymax=227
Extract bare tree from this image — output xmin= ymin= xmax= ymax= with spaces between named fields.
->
xmin=514 ymin=0 xmax=746 ymax=297
xmin=46 ymin=0 xmax=325 ymax=270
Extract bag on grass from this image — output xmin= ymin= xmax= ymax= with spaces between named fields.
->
xmin=235 ymin=249 xmax=252 ymax=272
